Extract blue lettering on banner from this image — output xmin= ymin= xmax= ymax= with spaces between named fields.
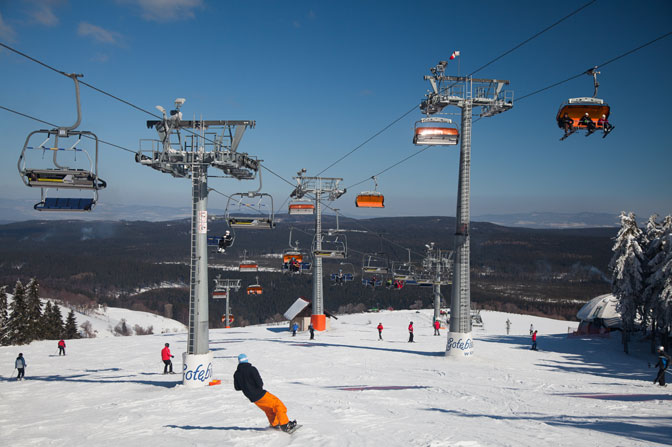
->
xmin=446 ymin=337 xmax=473 ymax=353
xmin=184 ymin=362 xmax=213 ymax=382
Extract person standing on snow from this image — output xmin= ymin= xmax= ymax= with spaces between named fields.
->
xmin=531 ymin=330 xmax=538 ymax=351
xmin=161 ymin=343 xmax=174 ymax=374
xmin=15 ymin=353 xmax=26 ymax=380
xmin=408 ymin=321 xmax=414 ymax=343
xmin=653 ymin=346 xmax=670 ymax=386
xmin=377 ymin=322 xmax=383 ymax=340
xmin=233 ymin=354 xmax=298 ymax=433
xmin=529 ymin=324 xmax=534 ymax=335
xmin=58 ymin=339 xmax=66 ymax=356
xmin=506 ymin=319 xmax=511 ymax=335
xmin=291 ymin=322 xmax=298 ymax=337
xmin=308 ymin=323 xmax=315 ymax=340
xmin=433 ymin=320 xmax=441 ymax=336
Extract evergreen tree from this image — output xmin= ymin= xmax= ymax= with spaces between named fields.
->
xmin=0 ymin=286 xmax=8 ymax=346
xmin=609 ymin=212 xmax=645 ymax=353
xmin=63 ymin=309 xmax=79 ymax=339
xmin=7 ymin=281 xmax=30 ymax=345
xmin=652 ymin=216 xmax=672 ymax=348
xmin=48 ymin=302 xmax=65 ymax=339
xmin=25 ymin=278 xmax=43 ymax=341
xmin=42 ymin=301 xmax=55 ymax=339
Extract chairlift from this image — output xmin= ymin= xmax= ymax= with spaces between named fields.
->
xmin=362 ymin=253 xmax=390 ymax=275
xmin=239 ymin=250 xmax=258 ymax=272
xmin=362 ymin=276 xmax=383 ymax=288
xmin=413 ymin=117 xmax=459 ymax=146
xmin=18 ymin=74 xmax=107 ymax=211
xmin=556 ymin=68 xmax=612 ymax=139
xmin=246 ymin=276 xmax=263 ymax=295
xmin=313 ymin=233 xmax=347 ymax=259
xmin=392 ymin=261 xmax=416 ymax=281
xmin=331 ymin=262 xmax=355 ymax=285
xmin=221 ymin=314 xmax=234 ymax=323
xmin=225 ymin=172 xmax=276 ymax=229
xmin=207 ymin=229 xmax=234 ymax=253
xmin=282 ymin=227 xmax=311 ymax=273
xmin=355 ymin=176 xmax=384 ymax=208
xmin=288 ymin=199 xmax=315 ymax=215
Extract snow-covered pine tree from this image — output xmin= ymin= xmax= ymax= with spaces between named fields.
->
xmin=0 ymin=286 xmax=9 ymax=346
xmin=7 ymin=280 xmax=30 ymax=345
xmin=25 ymin=278 xmax=43 ymax=342
xmin=63 ymin=309 xmax=79 ymax=339
xmin=609 ymin=212 xmax=645 ymax=353
xmin=652 ymin=216 xmax=672 ymax=350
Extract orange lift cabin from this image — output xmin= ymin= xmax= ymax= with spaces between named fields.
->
xmin=413 ymin=117 xmax=459 ymax=146
xmin=355 ymin=176 xmax=384 ymax=208
xmin=556 ymin=67 xmax=613 ymax=139
xmin=246 ymin=277 xmax=263 ymax=295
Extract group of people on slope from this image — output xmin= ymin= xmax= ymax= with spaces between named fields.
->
xmin=374 ymin=320 xmax=442 ymax=343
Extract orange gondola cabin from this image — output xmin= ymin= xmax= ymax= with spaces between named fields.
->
xmin=288 ymin=201 xmax=315 ymax=215
xmin=413 ymin=117 xmax=459 ymax=146
xmin=355 ymin=191 xmax=384 ymax=208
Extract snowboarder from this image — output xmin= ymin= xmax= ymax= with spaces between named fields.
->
xmin=15 ymin=353 xmax=26 ymax=381
xmin=597 ymin=114 xmax=614 ymax=137
xmin=579 ymin=112 xmax=596 ymax=134
xmin=408 ymin=321 xmax=414 ymax=343
xmin=531 ymin=330 xmax=538 ymax=351
xmin=377 ymin=322 xmax=383 ymax=340
xmin=506 ymin=319 xmax=511 ymax=335
xmin=161 ymin=343 xmax=174 ymax=374
xmin=529 ymin=324 xmax=534 ymax=335
xmin=58 ymin=339 xmax=66 ymax=356
xmin=233 ymin=354 xmax=298 ymax=433
xmin=308 ymin=323 xmax=315 ymax=340
xmin=433 ymin=320 xmax=441 ymax=336
xmin=291 ymin=322 xmax=298 ymax=337
xmin=558 ymin=112 xmax=574 ymax=137
xmin=653 ymin=346 xmax=670 ymax=386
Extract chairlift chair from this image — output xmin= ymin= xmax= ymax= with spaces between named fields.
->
xmin=246 ymin=276 xmax=263 ymax=295
xmin=556 ymin=68 xmax=612 ymax=138
xmin=225 ymin=191 xmax=276 ymax=230
xmin=239 ymin=250 xmax=258 ymax=272
xmin=18 ymin=74 xmax=107 ymax=211
xmin=362 ymin=253 xmax=390 ymax=275
xmin=355 ymin=176 xmax=384 ymax=208
xmin=313 ymin=234 xmax=347 ymax=259
xmin=288 ymin=200 xmax=315 ymax=215
xmin=413 ymin=117 xmax=459 ymax=146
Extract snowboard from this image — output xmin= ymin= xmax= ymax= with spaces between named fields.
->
xmin=602 ymin=126 xmax=615 ymax=138
xmin=284 ymin=424 xmax=302 ymax=434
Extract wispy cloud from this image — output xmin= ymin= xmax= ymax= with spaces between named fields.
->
xmin=78 ymin=22 xmax=123 ymax=45
xmin=0 ymin=12 xmax=18 ymax=42
xmin=118 ymin=0 xmax=205 ymax=22
xmin=25 ymin=0 xmax=61 ymax=26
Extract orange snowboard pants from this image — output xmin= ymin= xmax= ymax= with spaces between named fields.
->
xmin=254 ymin=391 xmax=289 ymax=427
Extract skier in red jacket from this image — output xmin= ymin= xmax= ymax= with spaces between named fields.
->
xmin=433 ymin=320 xmax=441 ymax=336
xmin=531 ymin=331 xmax=538 ymax=351
xmin=58 ymin=339 xmax=66 ymax=356
xmin=161 ymin=343 xmax=174 ymax=374
xmin=377 ymin=323 xmax=383 ymax=340
xmin=408 ymin=321 xmax=414 ymax=343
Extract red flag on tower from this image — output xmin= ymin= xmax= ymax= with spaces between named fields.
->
xmin=450 ymin=51 xmax=460 ymax=60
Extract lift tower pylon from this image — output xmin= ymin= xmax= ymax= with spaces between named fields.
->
xmin=291 ymin=170 xmax=345 ymax=331
xmin=136 ymin=98 xmax=259 ymax=386
xmin=420 ymin=61 xmax=514 ymax=358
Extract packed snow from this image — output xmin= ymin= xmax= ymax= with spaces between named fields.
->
xmin=1 ymin=308 xmax=670 ymax=446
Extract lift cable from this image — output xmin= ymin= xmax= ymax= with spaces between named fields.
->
xmin=0 ymin=104 xmax=137 ymax=154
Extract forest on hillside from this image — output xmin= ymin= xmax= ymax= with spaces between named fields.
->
xmin=0 ymin=216 xmax=615 ymax=326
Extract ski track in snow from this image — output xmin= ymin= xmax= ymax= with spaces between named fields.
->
xmin=1 ymin=309 xmax=671 ymax=446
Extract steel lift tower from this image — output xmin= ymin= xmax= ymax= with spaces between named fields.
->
xmin=136 ymin=98 xmax=259 ymax=385
xmin=291 ymin=170 xmax=346 ymax=331
xmin=421 ymin=61 xmax=513 ymax=358
xmin=421 ymin=243 xmax=453 ymax=324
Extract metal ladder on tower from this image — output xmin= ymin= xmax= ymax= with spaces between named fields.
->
xmin=187 ymin=165 xmax=200 ymax=353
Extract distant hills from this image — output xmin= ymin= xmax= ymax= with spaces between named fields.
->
xmin=0 ymin=198 xmax=619 ymax=229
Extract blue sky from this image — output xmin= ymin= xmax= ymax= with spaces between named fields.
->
xmin=1 ymin=0 xmax=671 ymax=220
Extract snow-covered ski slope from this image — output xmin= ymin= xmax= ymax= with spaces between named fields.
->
xmin=1 ymin=309 xmax=670 ymax=447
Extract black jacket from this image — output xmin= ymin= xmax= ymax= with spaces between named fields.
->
xmin=233 ymin=363 xmax=266 ymax=402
